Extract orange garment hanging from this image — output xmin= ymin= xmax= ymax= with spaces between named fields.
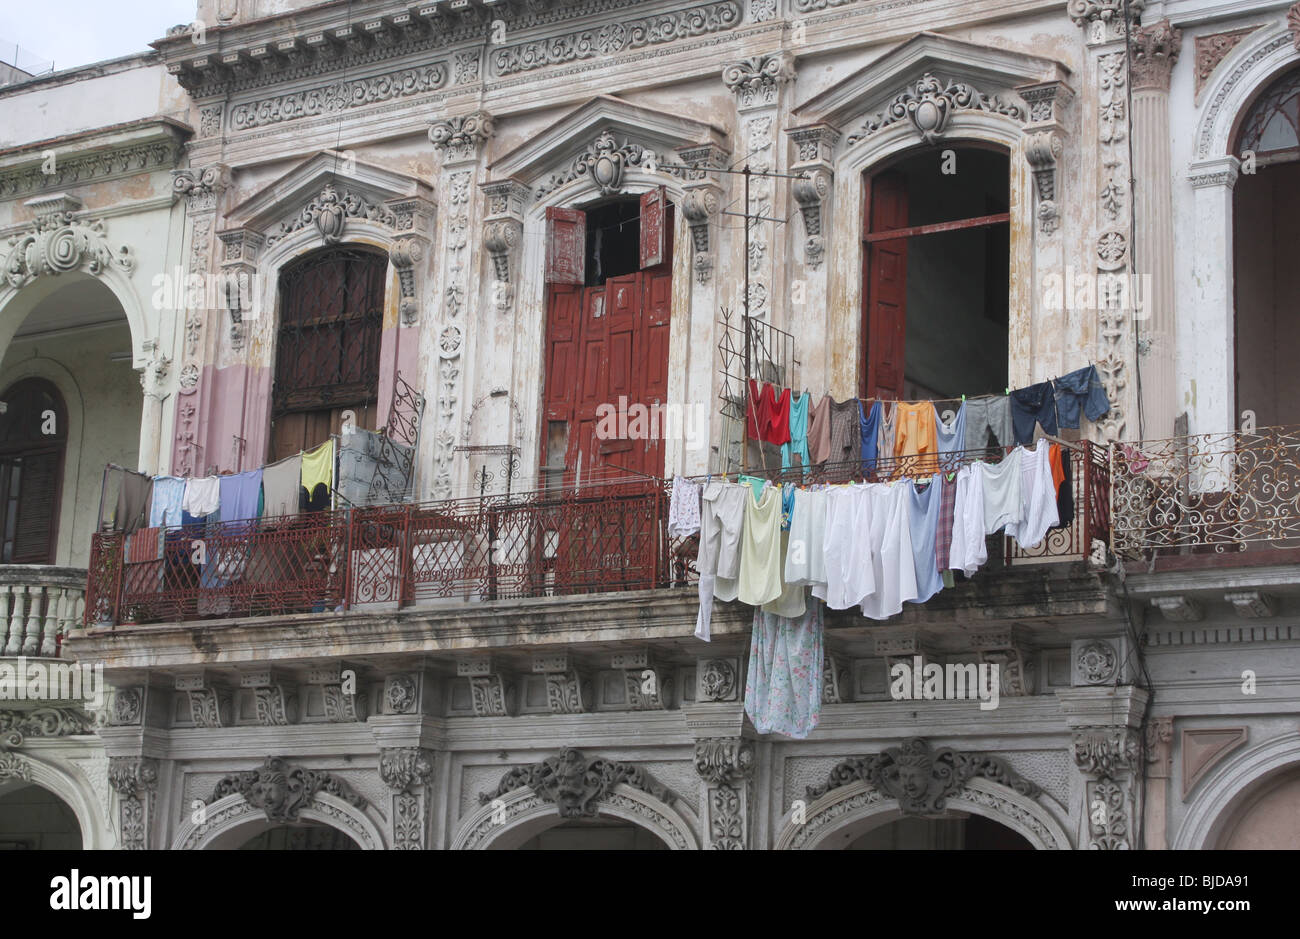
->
xmin=893 ymin=401 xmax=939 ymax=472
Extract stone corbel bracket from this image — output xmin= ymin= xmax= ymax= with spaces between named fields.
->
xmin=480 ymin=179 xmax=529 ymax=314
xmin=610 ymin=649 xmax=666 ymax=711
xmin=239 ymin=668 xmax=299 ymax=727
xmin=533 ymin=653 xmax=590 ymax=715
xmin=675 ymin=142 xmax=729 ymax=284
xmin=429 ymin=110 xmax=495 ymax=166
xmin=787 ymin=123 xmax=840 ymax=270
xmin=174 ymin=671 xmax=233 ymax=728
xmin=385 ymin=195 xmax=434 ymax=326
xmin=305 ymin=662 xmax=369 ymax=723
xmin=1017 ymin=80 xmax=1073 ymax=235
xmin=970 ymin=626 xmax=1036 ymax=696
xmin=457 ymin=655 xmax=515 ymax=717
xmin=216 ymin=227 xmax=266 ymax=352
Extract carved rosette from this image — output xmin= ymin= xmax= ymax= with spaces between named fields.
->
xmin=1130 ymin=20 xmax=1183 ymax=93
xmin=3 ymin=194 xmax=135 ymax=289
xmin=208 ymin=756 xmax=367 ymax=824
xmin=694 ymin=737 xmax=755 ymax=850
xmin=383 ymin=673 xmax=419 ymax=714
xmin=1075 ymin=639 xmax=1119 ymax=685
xmin=697 ymin=658 xmax=738 ymax=702
xmin=479 ymin=748 xmax=676 ymax=819
xmin=108 ymin=757 xmax=159 ymax=850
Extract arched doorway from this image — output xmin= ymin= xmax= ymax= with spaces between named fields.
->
xmin=0 ymin=273 xmax=140 ymax=568
xmin=516 ymin=817 xmax=671 ymax=850
xmin=0 ymin=378 xmax=66 ymax=563
xmin=1232 ymin=65 xmax=1300 ymax=430
xmin=238 ymin=823 xmax=361 ymax=850
xmin=861 ymin=145 xmax=1010 ymax=403
xmin=1213 ymin=765 xmax=1300 ymax=849
xmin=844 ymin=813 xmax=1033 ymax=849
xmin=0 ymin=781 xmax=84 ymax=849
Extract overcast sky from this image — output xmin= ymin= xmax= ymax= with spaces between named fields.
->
xmin=0 ymin=0 xmax=197 ymax=74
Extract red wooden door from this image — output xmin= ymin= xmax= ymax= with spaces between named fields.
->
xmin=863 ymin=171 xmax=908 ymax=401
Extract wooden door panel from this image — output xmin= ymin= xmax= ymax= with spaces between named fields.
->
xmin=545 ymin=207 xmax=586 ymax=285
xmin=864 ymin=170 xmax=909 ymax=401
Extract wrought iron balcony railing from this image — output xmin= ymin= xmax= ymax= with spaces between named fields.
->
xmin=83 ymin=442 xmax=1108 ymax=628
xmin=1110 ymin=425 xmax=1300 ymax=559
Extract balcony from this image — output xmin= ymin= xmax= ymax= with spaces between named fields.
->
xmin=1110 ymin=425 xmax=1300 ymax=568
xmin=0 ymin=565 xmax=86 ymax=658
xmin=82 ymin=442 xmax=1108 ymax=628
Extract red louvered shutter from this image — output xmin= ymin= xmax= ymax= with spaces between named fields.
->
xmin=863 ymin=170 xmax=909 ymax=401
xmin=545 ymin=207 xmax=586 ymax=284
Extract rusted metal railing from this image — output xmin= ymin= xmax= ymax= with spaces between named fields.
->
xmin=1109 ymin=425 xmax=1300 ymax=558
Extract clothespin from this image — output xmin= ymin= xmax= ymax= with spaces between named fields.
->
xmin=961 ymin=393 xmax=966 ymax=402
xmin=1004 ymin=387 xmax=1010 ymax=395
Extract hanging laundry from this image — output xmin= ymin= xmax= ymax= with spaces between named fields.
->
xmin=1052 ymin=445 xmax=1075 ymax=528
xmin=828 ymin=398 xmax=862 ymax=467
xmin=935 ymin=402 xmax=967 ymax=471
xmin=859 ymin=400 xmax=882 ymax=473
xmin=893 ymin=401 xmax=940 ymax=470
xmin=949 ymin=464 xmax=988 ymax=576
xmin=114 ymin=471 xmax=152 ymax=534
xmin=1009 ymin=381 xmax=1059 ymax=445
xmin=807 ymin=394 xmax=833 ymax=464
xmin=695 ymin=481 xmax=747 ymax=642
xmin=668 ymin=475 xmax=702 ymax=537
xmin=935 ymin=470 xmax=957 ymax=575
xmin=877 ymin=400 xmax=897 ymax=466
xmin=906 ymin=474 xmax=944 ymax=604
xmin=182 ymin=475 xmax=221 ymax=518
xmin=1011 ymin=441 xmax=1060 ymax=549
xmin=218 ymin=469 xmax=263 ymax=523
xmin=738 ymin=484 xmax=783 ymax=607
xmin=814 ymin=485 xmax=875 ymax=610
xmin=964 ymin=396 xmax=1014 ymax=450
xmin=761 ymin=529 xmax=806 ymax=618
xmin=744 ymin=602 xmax=824 ymax=740
xmin=1052 ymin=364 xmax=1110 ymax=429
xmin=745 ymin=380 xmax=791 ymax=446
xmin=301 ymin=439 xmax=335 ymax=504
xmin=780 ymin=391 xmax=811 ymax=471
xmin=149 ymin=476 xmax=186 ymax=528
xmin=979 ymin=448 xmax=1024 ymax=536
xmin=262 ymin=454 xmax=303 ymax=518
xmin=784 ymin=488 xmax=828 ymax=591
xmin=780 ymin=482 xmax=795 ymax=531
xmin=859 ymin=482 xmax=919 ymax=620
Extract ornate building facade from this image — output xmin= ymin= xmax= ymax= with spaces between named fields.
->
xmin=0 ymin=0 xmax=1298 ymax=849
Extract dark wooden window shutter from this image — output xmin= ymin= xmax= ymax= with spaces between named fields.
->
xmin=11 ymin=451 xmax=59 ymax=563
xmin=639 ymin=186 xmax=666 ymax=269
xmin=862 ymin=170 xmax=909 ymax=402
xmin=545 ymin=207 xmax=586 ymax=284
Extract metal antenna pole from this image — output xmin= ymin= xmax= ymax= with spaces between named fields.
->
xmin=742 ymin=164 xmax=751 ymax=475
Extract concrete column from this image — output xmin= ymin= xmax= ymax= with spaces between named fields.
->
xmin=1130 ymin=21 xmax=1182 ymax=441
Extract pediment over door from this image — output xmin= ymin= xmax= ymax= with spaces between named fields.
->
xmin=490 ymin=95 xmax=730 ymax=200
xmin=794 ymin=32 xmax=1072 ymax=145
xmin=225 ymin=150 xmax=435 ymax=248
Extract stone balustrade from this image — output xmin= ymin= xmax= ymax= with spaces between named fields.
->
xmin=0 ymin=565 xmax=86 ymax=658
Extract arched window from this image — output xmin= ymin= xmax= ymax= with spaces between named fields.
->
xmin=270 ymin=247 xmax=386 ymax=462
xmin=1236 ymin=66 xmax=1300 ymax=161
xmin=0 ymin=378 xmax=67 ymax=564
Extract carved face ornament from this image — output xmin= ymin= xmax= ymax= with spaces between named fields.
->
xmin=313 ymin=185 xmax=347 ymax=244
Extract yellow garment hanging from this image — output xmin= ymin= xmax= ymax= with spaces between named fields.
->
xmin=301 ymin=439 xmax=335 ymax=498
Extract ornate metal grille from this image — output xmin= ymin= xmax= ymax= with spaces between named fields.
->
xmin=273 ymin=247 xmax=386 ymax=417
xmin=1236 ymin=67 xmax=1300 ymax=158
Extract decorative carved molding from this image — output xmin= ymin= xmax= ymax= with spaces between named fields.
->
xmin=306 ymin=663 xmax=368 ymax=723
xmin=379 ymin=747 xmax=434 ymax=793
xmin=694 ymin=737 xmax=755 ymax=785
xmin=0 ymin=706 xmax=93 ymax=743
xmin=1094 ymin=49 xmax=1132 ymax=441
xmin=822 ymin=653 xmax=850 ymax=704
xmin=1073 ymin=727 xmax=1140 ymax=777
xmin=172 ymin=164 xmax=231 ymax=213
xmin=1181 ymin=727 xmax=1248 ymax=798
xmin=265 ymin=183 xmax=398 ymax=247
xmin=1146 ymin=716 xmax=1174 ymax=777
xmin=384 ymin=673 xmax=419 ymax=714
xmin=0 ymin=139 xmax=179 ymax=199
xmin=791 ymin=169 xmax=830 ymax=269
xmin=722 ymin=52 xmax=795 ymax=110
xmin=227 ymin=63 xmax=449 ymax=131
xmin=809 ymin=738 xmax=1041 ymax=814
xmin=0 ymin=749 xmax=30 ymax=782
xmin=490 ymin=1 xmax=742 ymax=77
xmin=479 ymin=747 xmax=675 ymax=818
xmin=469 ymin=674 xmax=510 ymax=716
xmin=536 ymin=130 xmax=655 ymax=198
xmin=1025 ymin=130 xmax=1064 ymax=235
xmin=175 ymin=672 xmax=232 ymax=728
xmin=971 ymin=628 xmax=1035 ymax=695
xmin=110 ymin=687 xmax=144 ymax=726
xmin=239 ymin=669 xmax=298 ymax=726
xmin=388 ymin=237 xmax=426 ymax=326
xmin=1193 ymin=29 xmax=1257 ymax=98
xmin=481 ymin=179 xmax=528 ymax=314
xmin=680 ymin=184 xmax=720 ymax=284
xmin=428 ymin=110 xmax=495 ymax=162
xmin=847 ymin=74 xmax=1025 ymax=147
xmin=1130 ymin=19 xmax=1182 ymax=92
xmin=209 ymin=757 xmax=367 ymax=824
xmin=108 ymin=757 xmax=159 ymax=850
xmin=1069 ymin=0 xmax=1146 ymax=43
xmin=3 ymin=196 xmax=135 ymax=288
